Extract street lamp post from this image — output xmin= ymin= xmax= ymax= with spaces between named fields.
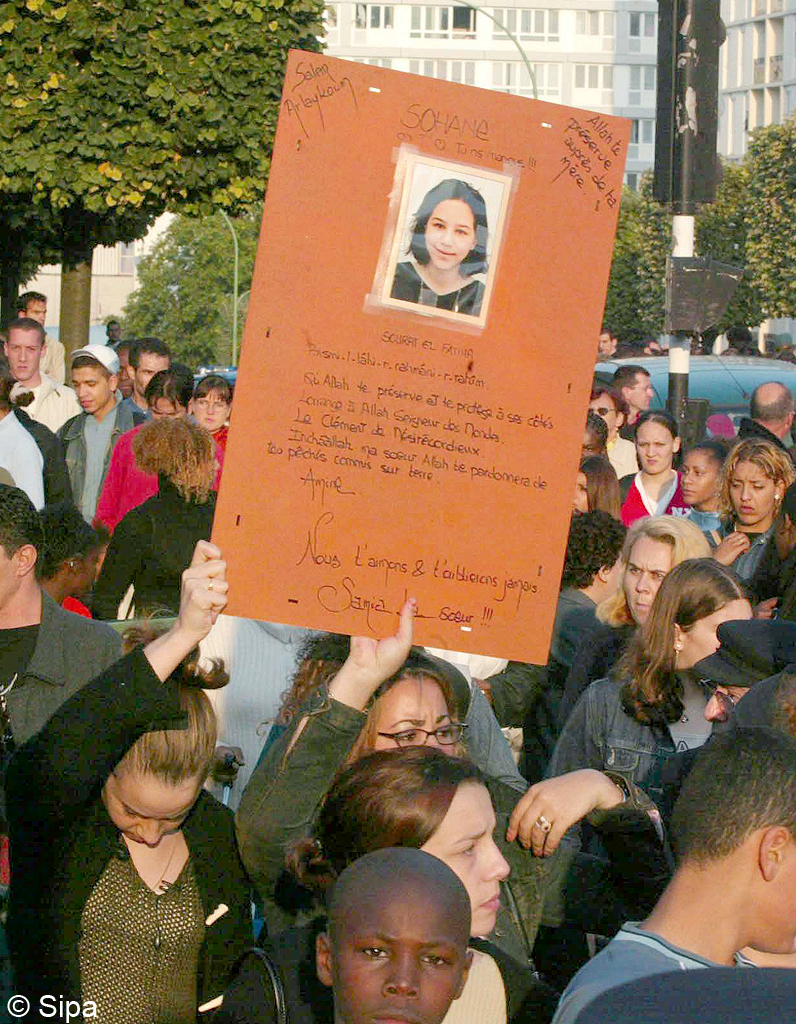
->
xmin=218 ymin=209 xmax=239 ymax=366
xmin=455 ymin=0 xmax=538 ymax=100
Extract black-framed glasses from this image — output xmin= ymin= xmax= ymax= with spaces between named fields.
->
xmin=377 ymin=722 xmax=467 ymax=749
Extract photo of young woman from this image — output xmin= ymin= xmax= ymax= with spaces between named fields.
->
xmin=377 ymin=154 xmax=512 ymax=327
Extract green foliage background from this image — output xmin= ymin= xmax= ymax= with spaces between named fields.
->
xmin=603 ymin=150 xmax=774 ymax=344
xmin=0 ymin=0 xmax=323 ymax=324
xmin=122 ymin=213 xmax=260 ymax=368
xmin=0 ymin=0 xmax=324 ymax=217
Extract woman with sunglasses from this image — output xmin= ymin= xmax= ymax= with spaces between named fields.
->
xmin=588 ymin=385 xmax=637 ymax=481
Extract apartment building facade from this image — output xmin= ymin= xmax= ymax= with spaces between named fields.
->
xmin=323 ymin=1 xmax=659 ymax=187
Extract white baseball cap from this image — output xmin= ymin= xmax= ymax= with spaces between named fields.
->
xmin=70 ymin=344 xmax=120 ymax=375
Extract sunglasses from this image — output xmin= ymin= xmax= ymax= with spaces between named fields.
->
xmin=709 ymin=686 xmax=741 ymax=720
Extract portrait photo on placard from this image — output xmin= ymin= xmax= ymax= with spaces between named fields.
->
xmin=376 ymin=154 xmax=513 ymax=328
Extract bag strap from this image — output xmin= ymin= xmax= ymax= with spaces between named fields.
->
xmin=247 ymin=947 xmax=288 ymax=1024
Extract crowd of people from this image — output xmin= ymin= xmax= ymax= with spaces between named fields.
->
xmin=2 ymin=295 xmax=796 ymax=1023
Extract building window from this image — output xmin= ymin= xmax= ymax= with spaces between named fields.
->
xmin=575 ymin=10 xmax=614 ymax=36
xmin=410 ymin=58 xmax=475 ymax=83
xmin=119 ymin=242 xmax=136 ymax=276
xmin=492 ymin=61 xmax=558 ymax=97
xmin=625 ymin=172 xmax=639 ymax=190
xmin=410 ymin=5 xmax=476 ymax=39
xmin=325 ymin=3 xmax=338 ymax=28
xmin=355 ymin=3 xmax=393 ymax=29
xmin=491 ymin=8 xmax=559 ymax=42
xmin=629 ymin=12 xmax=655 ymax=38
xmin=630 ymin=119 xmax=654 ymax=144
xmin=629 ymin=65 xmax=656 ymax=91
xmin=574 ymin=64 xmax=613 ymax=90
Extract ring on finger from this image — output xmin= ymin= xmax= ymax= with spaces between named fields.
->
xmin=535 ymin=815 xmax=552 ymax=834
xmin=208 ymin=581 xmax=214 ymax=591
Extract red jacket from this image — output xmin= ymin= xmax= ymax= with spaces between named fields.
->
xmin=621 ymin=473 xmax=690 ymax=527
xmin=95 ymin=424 xmax=228 ymax=532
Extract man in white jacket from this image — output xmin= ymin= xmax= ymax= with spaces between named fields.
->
xmin=4 ymin=317 xmax=79 ymax=434
xmin=16 ymin=291 xmax=66 ymax=384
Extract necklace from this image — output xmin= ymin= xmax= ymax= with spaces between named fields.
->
xmin=154 ymin=834 xmax=179 ymax=894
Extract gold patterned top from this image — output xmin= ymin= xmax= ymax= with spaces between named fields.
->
xmin=79 ymin=844 xmax=205 ymax=1024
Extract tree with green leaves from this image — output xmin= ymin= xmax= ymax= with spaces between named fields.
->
xmin=695 ymin=160 xmax=765 ymax=339
xmin=0 ymin=0 xmax=323 ymax=347
xmin=745 ymin=114 xmax=796 ymax=319
xmin=604 ymin=162 xmax=767 ymax=345
xmin=603 ymin=174 xmax=669 ymax=344
xmin=122 ymin=213 xmax=259 ymax=368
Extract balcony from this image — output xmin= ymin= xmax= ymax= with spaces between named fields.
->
xmin=770 ymin=54 xmax=783 ymax=81
xmin=753 ymin=56 xmax=766 ymax=83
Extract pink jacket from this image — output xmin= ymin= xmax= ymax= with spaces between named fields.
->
xmin=95 ymin=424 xmax=227 ymax=532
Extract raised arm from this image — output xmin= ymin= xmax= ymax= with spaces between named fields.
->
xmin=7 ymin=542 xmax=227 ymax=829
xmin=236 ymin=600 xmax=416 ymax=925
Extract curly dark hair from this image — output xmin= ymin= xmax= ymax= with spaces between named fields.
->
xmin=561 ymin=511 xmax=627 ymax=590
xmin=132 ymin=417 xmax=215 ymax=502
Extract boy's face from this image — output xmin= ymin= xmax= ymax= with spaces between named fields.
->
xmin=317 ymin=895 xmax=471 ymax=1024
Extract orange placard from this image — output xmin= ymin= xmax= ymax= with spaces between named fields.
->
xmin=213 ymin=51 xmax=629 ymax=662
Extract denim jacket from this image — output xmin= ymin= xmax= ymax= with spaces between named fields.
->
xmin=546 ymin=677 xmax=677 ymax=826
xmin=708 ymin=522 xmax=774 ymax=583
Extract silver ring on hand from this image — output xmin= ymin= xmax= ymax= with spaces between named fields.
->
xmin=207 ymin=581 xmax=214 ymax=591
xmin=535 ymin=815 xmax=552 ymax=834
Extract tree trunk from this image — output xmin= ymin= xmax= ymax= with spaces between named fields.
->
xmin=0 ymin=258 xmax=23 ymax=329
xmin=59 ymin=256 xmax=93 ymax=357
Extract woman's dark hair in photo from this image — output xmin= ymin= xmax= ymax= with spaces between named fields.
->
xmin=408 ymin=178 xmax=489 ymax=276
xmin=288 ymin=747 xmax=485 ymax=890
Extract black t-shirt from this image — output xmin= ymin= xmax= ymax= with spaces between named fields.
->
xmin=0 ymin=626 xmax=39 ymax=688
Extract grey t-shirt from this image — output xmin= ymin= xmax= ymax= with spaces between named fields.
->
xmin=81 ymin=410 xmax=117 ymax=522
xmin=668 ymin=674 xmax=712 ymax=753
xmin=552 ymin=922 xmax=755 ymax=1024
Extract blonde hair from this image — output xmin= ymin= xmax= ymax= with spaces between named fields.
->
xmin=597 ymin=515 xmax=711 ymax=626
xmin=618 ymin=558 xmax=746 ymax=725
xmin=718 ymin=438 xmax=795 ymax=521
xmin=132 ymin=417 xmax=216 ymax=503
xmin=116 ymin=624 xmax=228 ymax=785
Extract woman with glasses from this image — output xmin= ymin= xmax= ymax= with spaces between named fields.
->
xmin=191 ymin=373 xmax=233 ymax=481
xmin=236 ymin=605 xmax=650 ymax=966
xmin=588 ymin=385 xmax=637 ymax=481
